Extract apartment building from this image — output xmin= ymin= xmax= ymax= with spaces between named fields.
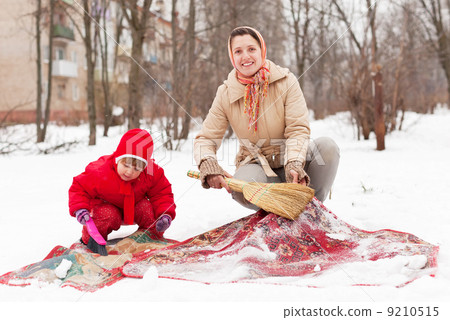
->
xmin=0 ymin=0 xmax=87 ymax=124
xmin=0 ymin=0 xmax=176 ymax=125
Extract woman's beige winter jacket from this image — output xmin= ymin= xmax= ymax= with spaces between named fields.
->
xmin=194 ymin=60 xmax=310 ymax=179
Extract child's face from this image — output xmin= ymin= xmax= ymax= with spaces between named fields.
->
xmin=117 ymin=161 xmax=143 ymax=181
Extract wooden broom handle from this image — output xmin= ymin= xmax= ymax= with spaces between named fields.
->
xmin=187 ymin=170 xmax=248 ymax=192
xmin=187 ymin=170 xmax=234 ymax=181
xmin=187 ymin=170 xmax=201 ymax=180
xmin=187 ymin=170 xmax=235 ymax=183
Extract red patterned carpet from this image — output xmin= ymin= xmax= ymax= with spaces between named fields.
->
xmin=0 ymin=199 xmax=438 ymax=292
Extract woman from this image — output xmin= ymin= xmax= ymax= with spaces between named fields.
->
xmin=194 ymin=26 xmax=339 ymax=209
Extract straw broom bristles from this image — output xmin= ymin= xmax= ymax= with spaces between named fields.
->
xmin=187 ymin=170 xmax=314 ymax=220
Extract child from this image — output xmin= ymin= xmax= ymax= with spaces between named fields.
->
xmin=69 ymin=128 xmax=176 ymax=254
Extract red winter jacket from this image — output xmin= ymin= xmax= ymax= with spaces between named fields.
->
xmin=68 ymin=154 xmax=176 ymax=223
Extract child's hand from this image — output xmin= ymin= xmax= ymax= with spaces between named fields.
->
xmin=155 ymin=214 xmax=172 ymax=232
xmin=75 ymin=209 xmax=90 ymax=225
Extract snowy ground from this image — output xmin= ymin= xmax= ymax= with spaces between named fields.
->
xmin=0 ymin=108 xmax=449 ymax=319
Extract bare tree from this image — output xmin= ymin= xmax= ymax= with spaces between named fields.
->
xmin=169 ymin=0 xmax=180 ymax=144
xmin=367 ymin=0 xmax=385 ymax=150
xmin=285 ymin=1 xmax=336 ymax=119
xmin=199 ymin=0 xmax=233 ymax=104
xmin=419 ymin=0 xmax=450 ymax=107
xmin=311 ymin=3 xmax=337 ymax=119
xmin=98 ymin=0 xmax=112 ymax=136
xmin=35 ymin=0 xmax=43 ymax=142
xmin=380 ymin=1 xmax=442 ymax=127
xmin=331 ymin=0 xmax=374 ymax=140
xmin=288 ymin=0 xmax=311 ymax=88
xmin=83 ymin=0 xmax=98 ymax=145
xmin=386 ymin=4 xmax=409 ymax=132
xmin=179 ymin=0 xmax=196 ymax=140
xmin=36 ymin=0 xmax=55 ymax=143
xmin=120 ymin=0 xmax=153 ymax=129
xmin=63 ymin=0 xmax=99 ymax=145
xmin=161 ymin=0 xmax=193 ymax=149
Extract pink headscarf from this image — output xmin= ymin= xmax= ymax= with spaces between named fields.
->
xmin=228 ymin=26 xmax=270 ymax=132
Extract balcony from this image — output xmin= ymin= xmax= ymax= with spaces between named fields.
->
xmin=52 ymin=60 xmax=78 ymax=78
xmin=53 ymin=24 xmax=75 ymax=41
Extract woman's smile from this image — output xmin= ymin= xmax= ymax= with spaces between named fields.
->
xmin=231 ymin=34 xmax=262 ymax=77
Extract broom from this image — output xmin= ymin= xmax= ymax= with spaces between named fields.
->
xmin=187 ymin=170 xmax=314 ymax=220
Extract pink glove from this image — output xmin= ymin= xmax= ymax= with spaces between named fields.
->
xmin=155 ymin=214 xmax=172 ymax=232
xmin=75 ymin=209 xmax=90 ymax=225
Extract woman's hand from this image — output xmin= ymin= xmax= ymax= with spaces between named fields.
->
xmin=289 ymin=169 xmax=307 ymax=186
xmin=206 ymin=171 xmax=233 ymax=193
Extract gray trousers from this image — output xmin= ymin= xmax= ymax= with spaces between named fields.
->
xmin=232 ymin=137 xmax=340 ymax=210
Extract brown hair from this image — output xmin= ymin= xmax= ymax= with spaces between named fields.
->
xmin=119 ymin=157 xmax=146 ymax=171
xmin=229 ymin=27 xmax=262 ymax=49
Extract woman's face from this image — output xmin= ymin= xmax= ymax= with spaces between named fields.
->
xmin=231 ymin=34 xmax=263 ymax=77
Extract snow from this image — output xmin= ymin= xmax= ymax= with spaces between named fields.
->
xmin=141 ymin=266 xmax=159 ymax=291
xmin=0 ymin=108 xmax=449 ymax=319
xmin=112 ymin=106 xmax=124 ymax=116
xmin=54 ymin=259 xmax=73 ymax=279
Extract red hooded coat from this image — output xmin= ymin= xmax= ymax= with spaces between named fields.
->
xmin=68 ymin=129 xmax=176 ymax=224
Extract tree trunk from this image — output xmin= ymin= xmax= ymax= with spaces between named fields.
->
xmin=367 ymin=0 xmax=385 ymax=150
xmin=434 ymin=0 xmax=450 ymax=108
xmin=390 ymin=9 xmax=408 ymax=132
xmin=36 ymin=0 xmax=43 ymax=142
xmin=373 ymin=66 xmax=385 ymax=150
xmin=333 ymin=0 xmax=371 ymax=141
xmin=398 ymin=98 xmax=405 ymax=131
xmin=361 ymin=105 xmax=371 ymax=140
xmin=433 ymin=2 xmax=450 ymax=108
xmin=84 ymin=0 xmax=96 ymax=145
xmin=101 ymin=0 xmax=112 ymax=136
xmin=120 ymin=0 xmax=152 ymax=130
xmin=113 ymin=12 xmax=124 ymax=71
xmin=128 ymin=37 xmax=143 ymax=129
xmin=38 ymin=0 xmax=54 ymax=143
xmin=179 ymin=0 xmax=196 ymax=140
xmin=289 ymin=0 xmax=310 ymax=87
xmin=169 ymin=0 xmax=179 ymax=141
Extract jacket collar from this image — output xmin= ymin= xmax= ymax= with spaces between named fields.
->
xmin=225 ymin=60 xmax=289 ymax=103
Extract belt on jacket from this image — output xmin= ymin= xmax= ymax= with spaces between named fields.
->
xmin=239 ymin=140 xmax=278 ymax=177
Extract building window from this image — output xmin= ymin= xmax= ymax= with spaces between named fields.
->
xmin=57 ymin=84 xmax=66 ymax=99
xmin=72 ymin=83 xmax=79 ymax=101
xmin=55 ymin=47 xmax=65 ymax=60
xmin=71 ymin=51 xmax=77 ymax=64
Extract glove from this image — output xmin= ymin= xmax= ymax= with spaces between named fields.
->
xmin=198 ymin=158 xmax=225 ymax=189
xmin=285 ymin=160 xmax=310 ymax=185
xmin=155 ymin=214 xmax=172 ymax=232
xmin=75 ymin=209 xmax=90 ymax=225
